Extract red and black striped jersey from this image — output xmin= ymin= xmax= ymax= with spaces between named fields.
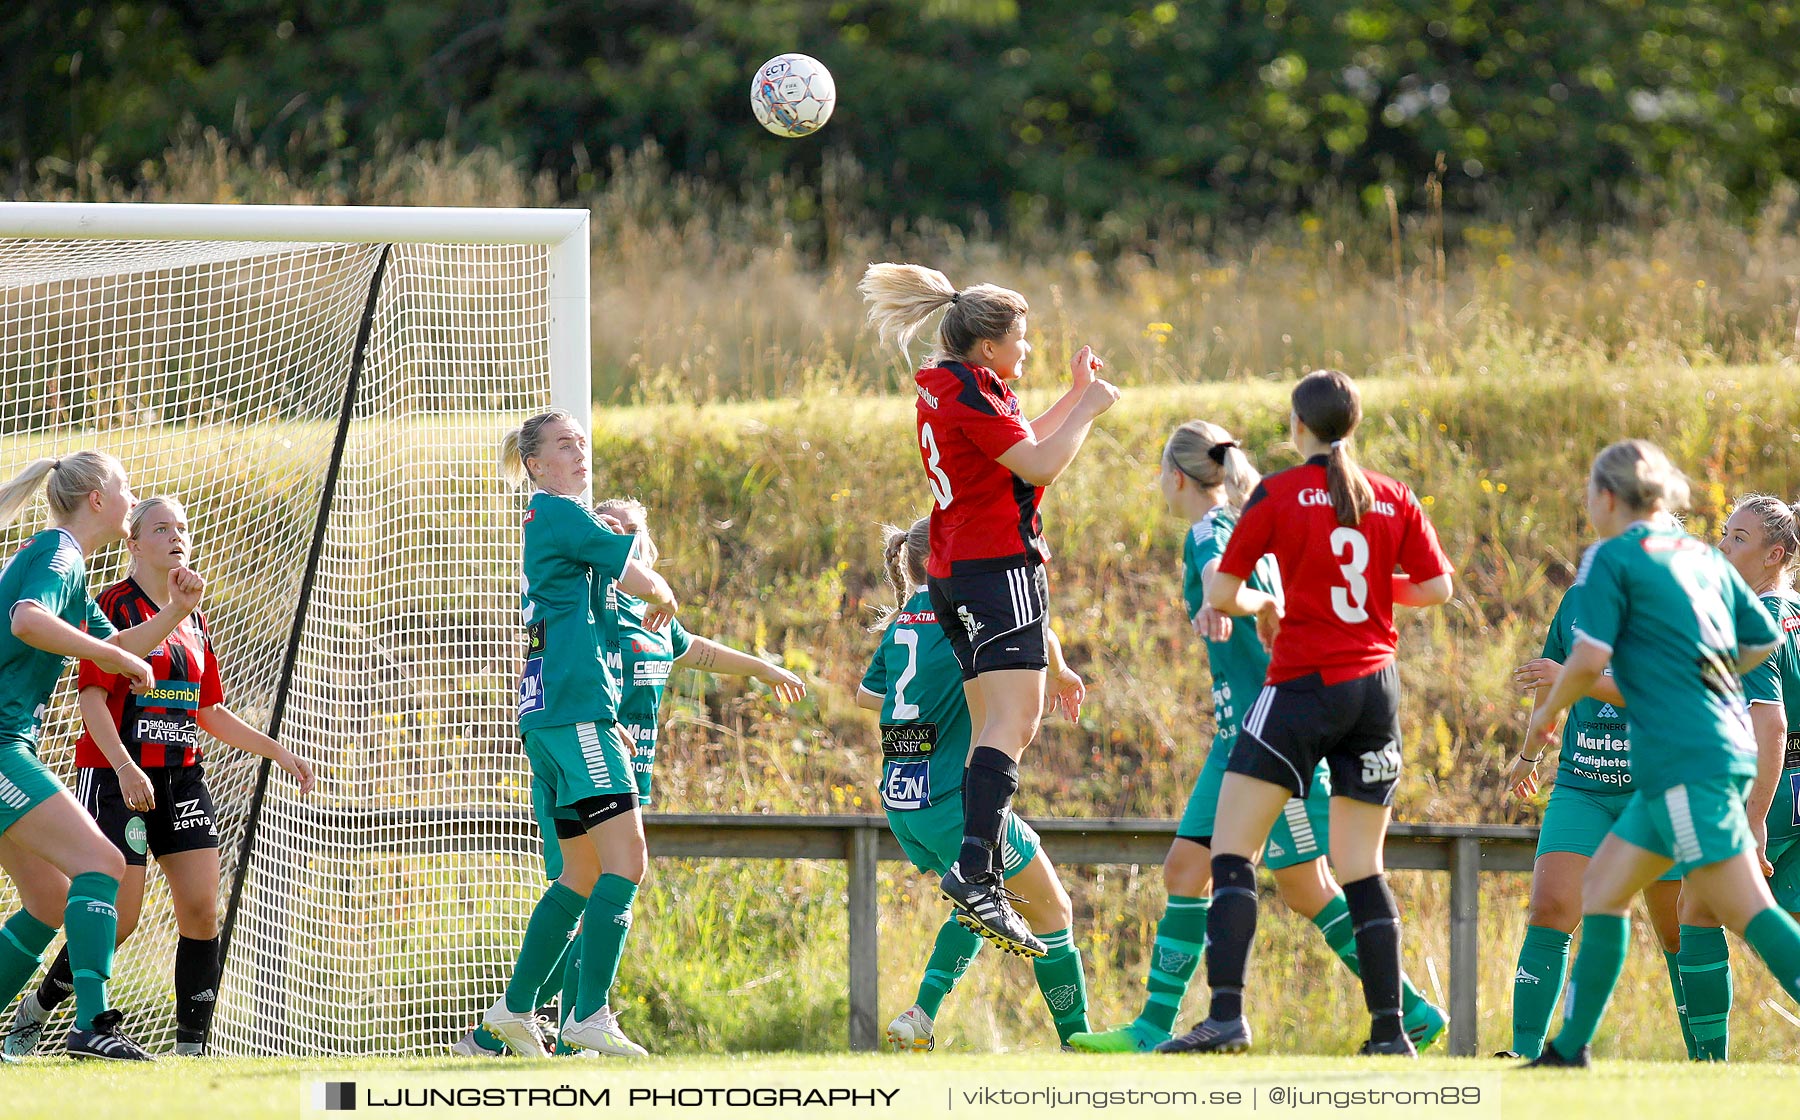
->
xmin=1217 ymin=457 xmax=1452 ymax=686
xmin=914 ymin=360 xmax=1049 ymax=578
xmin=75 ymin=578 xmax=224 ymax=769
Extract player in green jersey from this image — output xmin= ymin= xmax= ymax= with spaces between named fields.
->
xmin=483 ymin=410 xmax=679 ymax=1059
xmin=1717 ymin=493 xmax=1800 ymax=919
xmin=1523 ymin=441 xmax=1800 ymax=1069
xmin=857 ymin=517 xmax=1090 ymax=1052
xmin=0 ymin=451 xmax=205 ymax=1061
xmin=1499 ymin=583 xmax=1697 ymax=1060
xmin=455 ymin=496 xmax=805 ymax=1058
xmin=1072 ymin=421 xmax=1445 ymax=1054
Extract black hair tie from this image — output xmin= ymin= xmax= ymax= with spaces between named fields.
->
xmin=1206 ymin=440 xmax=1238 ymax=465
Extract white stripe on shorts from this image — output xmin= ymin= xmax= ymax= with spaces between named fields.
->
xmin=1665 ymin=785 xmax=1703 ymax=866
xmin=576 ymin=722 xmax=609 ymax=786
xmin=1243 ymin=685 xmax=1276 ymax=739
xmin=1283 ymin=798 xmax=1319 ymax=856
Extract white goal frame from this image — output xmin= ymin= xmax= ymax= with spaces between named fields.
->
xmin=0 ymin=202 xmax=591 ymax=418
xmin=0 ymin=201 xmax=591 ymax=1055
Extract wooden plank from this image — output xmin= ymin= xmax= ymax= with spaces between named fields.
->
xmin=1448 ymin=836 xmax=1482 ymax=1056
xmin=846 ymin=826 xmax=880 ymax=1051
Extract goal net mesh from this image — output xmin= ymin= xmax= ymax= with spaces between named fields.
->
xmin=0 ymin=233 xmax=559 ymax=1055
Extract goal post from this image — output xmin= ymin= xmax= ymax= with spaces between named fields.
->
xmin=0 ymin=201 xmax=590 ymax=1055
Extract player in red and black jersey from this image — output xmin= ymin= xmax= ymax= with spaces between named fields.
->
xmin=12 ymin=497 xmax=315 ymax=1057
xmin=861 ymin=263 xmax=1118 ymax=956
xmin=1162 ymin=370 xmax=1454 ymax=1058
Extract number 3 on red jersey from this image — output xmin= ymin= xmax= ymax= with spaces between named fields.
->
xmin=1330 ymin=526 xmax=1370 ymax=623
xmin=921 ymin=422 xmax=954 ymax=508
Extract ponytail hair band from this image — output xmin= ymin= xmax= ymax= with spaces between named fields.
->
xmin=948 ymin=291 xmax=961 ymax=305
xmin=49 ymin=459 xmax=60 ymax=470
xmin=1205 ymin=440 xmax=1238 ymax=465
xmin=1329 ymin=439 xmax=1345 ymax=450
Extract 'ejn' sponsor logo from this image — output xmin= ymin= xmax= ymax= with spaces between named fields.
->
xmin=315 ymin=1082 xmax=356 ymax=1111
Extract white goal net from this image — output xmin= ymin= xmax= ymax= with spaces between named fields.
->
xmin=0 ymin=203 xmax=590 ymax=1055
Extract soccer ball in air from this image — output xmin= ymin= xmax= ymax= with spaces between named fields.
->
xmin=751 ymin=53 xmax=836 ymax=138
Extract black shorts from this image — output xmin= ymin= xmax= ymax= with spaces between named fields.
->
xmin=1226 ymin=663 xmax=1404 ymax=806
xmin=77 ymin=764 xmax=220 ymax=867
xmin=927 ymin=562 xmax=1050 ymax=681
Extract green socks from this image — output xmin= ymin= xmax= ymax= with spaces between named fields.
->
xmin=65 ymin=872 xmax=120 ymax=1031
xmin=1549 ymin=912 xmax=1628 ymax=1060
xmin=1312 ymin=892 xmax=1433 ymax=1016
xmin=1136 ymin=894 xmax=1208 ymax=1036
xmin=576 ymin=874 xmax=638 ymax=1021
xmin=505 ymin=881 xmax=585 ymax=1014
xmin=1743 ymin=907 xmax=1800 ymax=1004
xmin=1510 ymin=924 xmax=1572 ymax=1059
xmin=916 ymin=916 xmax=984 ymax=1019
xmin=1664 ymin=949 xmax=1698 ymax=1060
xmin=0 ymin=910 xmax=56 ymax=1017
xmin=1677 ymin=924 xmax=1730 ymax=1061
xmin=1032 ymin=928 xmax=1089 ymax=1044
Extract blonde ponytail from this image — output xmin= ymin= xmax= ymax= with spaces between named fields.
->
xmin=500 ymin=408 xmax=574 ymax=490
xmin=859 ymin=263 xmax=1030 ymax=364
xmin=1590 ymin=440 xmax=1690 ymax=515
xmin=869 ymin=517 xmax=931 ymax=631
xmin=1162 ymin=420 xmax=1260 ymax=510
xmin=0 ymin=451 xmax=121 ymax=530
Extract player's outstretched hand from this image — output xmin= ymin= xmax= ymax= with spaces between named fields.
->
xmin=1512 ymin=657 xmax=1561 ymax=692
xmin=757 ymin=662 xmax=807 ymax=703
xmin=277 ymin=748 xmax=317 ymax=796
xmin=1193 ymin=603 xmax=1232 ymax=643
xmin=1503 ymin=753 xmax=1541 ymax=800
xmin=1069 ymin=345 xmax=1104 ymax=391
xmin=1050 ymin=665 xmax=1086 ymax=722
xmin=168 ymin=565 xmax=205 ymax=615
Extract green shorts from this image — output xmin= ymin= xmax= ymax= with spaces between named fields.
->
xmin=0 ymin=739 xmax=65 ymax=836
xmin=1538 ymin=782 xmax=1681 ymax=882
xmin=887 ymin=794 xmax=1041 ymax=881
xmin=1178 ymin=746 xmax=1330 ymax=871
xmin=523 ymin=721 xmax=636 ymax=882
xmin=1612 ymin=775 xmax=1756 ymax=878
xmin=1768 ymin=833 xmax=1800 ymax=914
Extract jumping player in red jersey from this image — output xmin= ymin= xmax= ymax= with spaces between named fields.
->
xmin=1164 ymin=370 xmax=1454 ymax=1057
xmin=859 ymin=263 xmax=1118 ymax=956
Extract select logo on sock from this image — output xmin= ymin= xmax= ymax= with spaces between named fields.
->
xmin=315 ymin=1082 xmax=356 ymax=1111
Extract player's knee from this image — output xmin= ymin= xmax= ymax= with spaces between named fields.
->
xmin=560 ymin=863 xmax=600 ymax=896
xmin=115 ymin=911 xmax=141 ymax=942
xmin=173 ymin=902 xmax=218 ymax=940
xmin=983 ymin=713 xmax=1040 ymax=754
xmin=83 ymin=846 xmax=127 ymax=882
xmin=1526 ymin=889 xmax=1581 ymax=932
xmin=1164 ymin=844 xmax=1211 ymax=897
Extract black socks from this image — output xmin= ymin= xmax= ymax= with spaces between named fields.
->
xmin=1343 ymin=873 xmax=1405 ymax=1043
xmin=1205 ymin=854 xmax=1259 ymax=1021
xmin=957 ymin=747 xmax=1019 ymax=878
xmin=174 ymin=935 xmax=221 ymax=1043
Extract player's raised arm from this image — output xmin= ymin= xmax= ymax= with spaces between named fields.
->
xmin=859 ymin=263 xmax=1117 ymax=957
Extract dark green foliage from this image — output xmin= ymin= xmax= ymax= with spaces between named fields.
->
xmin=7 ymin=2 xmax=1799 ymax=231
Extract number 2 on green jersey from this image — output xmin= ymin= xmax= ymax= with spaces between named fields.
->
xmin=892 ymin=628 xmax=922 ymax=719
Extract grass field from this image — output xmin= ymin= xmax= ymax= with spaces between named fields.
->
xmin=2 ymin=1053 xmax=1795 ymax=1120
